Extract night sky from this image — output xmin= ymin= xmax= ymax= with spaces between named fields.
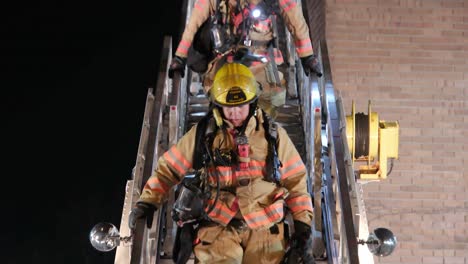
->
xmin=2 ymin=1 xmax=182 ymax=263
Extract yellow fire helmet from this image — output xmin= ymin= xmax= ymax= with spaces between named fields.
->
xmin=211 ymin=63 xmax=258 ymax=106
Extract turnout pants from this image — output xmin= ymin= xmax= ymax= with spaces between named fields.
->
xmin=194 ymin=222 xmax=286 ymax=264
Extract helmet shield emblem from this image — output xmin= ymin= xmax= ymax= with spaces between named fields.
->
xmin=225 ymin=86 xmax=247 ymax=104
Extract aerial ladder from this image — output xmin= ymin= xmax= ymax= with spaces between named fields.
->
xmin=89 ymin=0 xmax=399 ymax=263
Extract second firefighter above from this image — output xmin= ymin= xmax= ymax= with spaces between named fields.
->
xmin=169 ymin=0 xmax=322 ymax=119
xmin=131 ymin=63 xmax=315 ymax=263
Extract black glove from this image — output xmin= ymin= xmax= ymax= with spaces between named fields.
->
xmin=301 ymin=55 xmax=323 ymax=77
xmin=128 ymin=202 xmax=157 ymax=230
xmin=168 ymin=56 xmax=187 ymax=78
xmin=285 ymin=221 xmax=315 ymax=264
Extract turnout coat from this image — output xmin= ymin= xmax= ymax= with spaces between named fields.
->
xmin=138 ymin=108 xmax=313 ymax=229
xmin=175 ymin=0 xmax=315 ymax=59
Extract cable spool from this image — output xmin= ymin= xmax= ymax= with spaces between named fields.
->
xmin=346 ymin=101 xmax=379 ymax=163
xmin=354 ymin=113 xmax=369 ymax=159
xmin=346 ymin=100 xmax=399 ymax=180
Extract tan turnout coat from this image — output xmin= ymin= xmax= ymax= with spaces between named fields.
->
xmin=138 ymin=108 xmax=313 ymax=229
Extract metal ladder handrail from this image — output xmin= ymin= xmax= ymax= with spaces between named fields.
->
xmin=304 ymin=40 xmax=370 ymax=264
xmin=113 ymin=34 xmax=187 ymax=264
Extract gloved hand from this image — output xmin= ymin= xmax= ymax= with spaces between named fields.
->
xmin=168 ymin=56 xmax=187 ymax=78
xmin=285 ymin=220 xmax=315 ymax=264
xmin=301 ymin=55 xmax=323 ymax=77
xmin=128 ymin=202 xmax=157 ymax=230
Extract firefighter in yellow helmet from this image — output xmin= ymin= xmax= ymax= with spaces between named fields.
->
xmin=130 ymin=63 xmax=314 ymax=263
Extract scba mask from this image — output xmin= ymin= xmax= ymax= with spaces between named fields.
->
xmin=172 ymin=173 xmax=205 ymax=226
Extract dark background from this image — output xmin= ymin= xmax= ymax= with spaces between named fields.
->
xmin=2 ymin=1 xmax=182 ymax=263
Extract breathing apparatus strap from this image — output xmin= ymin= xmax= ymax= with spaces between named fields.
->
xmin=193 ymin=114 xmax=211 ymax=170
xmin=262 ymin=110 xmax=282 ymax=184
xmin=193 ymin=106 xmax=219 ymax=170
xmin=191 ymin=106 xmax=222 ymax=218
xmin=193 ymin=106 xmax=281 ymax=184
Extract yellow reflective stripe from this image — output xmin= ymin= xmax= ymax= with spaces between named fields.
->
xmin=194 ymin=0 xmax=207 ymax=11
xmin=253 ymin=20 xmax=270 ymax=31
xmin=280 ymin=155 xmax=306 ymax=179
xmin=250 ymin=160 xmax=266 ymax=167
xmin=145 ymin=177 xmax=169 ymax=194
xmin=206 ymin=199 xmax=236 ymax=225
xmin=281 ymin=163 xmax=306 ymax=179
xmin=163 ymin=146 xmax=192 ymax=175
xmin=243 ymin=202 xmax=284 ymax=229
xmin=235 ymin=170 xmax=264 ymax=177
xmin=296 ymin=46 xmax=313 ymax=54
xmin=281 ymin=154 xmax=301 ymax=169
xmin=207 ymin=166 xmax=233 ymax=185
xmin=208 ymin=175 xmax=232 ymax=185
xmin=279 ymin=0 xmax=296 ymax=12
xmin=274 ymin=49 xmax=284 ymax=64
xmin=207 ymin=161 xmax=266 ymax=185
xmin=295 ymin=39 xmax=311 ymax=47
xmin=287 ymin=196 xmax=313 ymax=212
xmin=295 ymin=39 xmax=313 ymax=54
xmin=176 ymin=40 xmax=191 ymax=56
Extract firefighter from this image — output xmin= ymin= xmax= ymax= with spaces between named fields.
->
xmin=130 ymin=63 xmax=314 ymax=263
xmin=168 ymin=0 xmax=322 ymax=119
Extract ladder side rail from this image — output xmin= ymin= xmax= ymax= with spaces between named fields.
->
xmin=314 ymin=65 xmax=340 ymax=262
xmin=162 ymin=49 xmax=192 ymax=262
xmin=299 ymin=74 xmax=312 ymax=191
xmin=317 ymin=41 xmax=359 ymax=262
xmin=161 ymin=0 xmax=196 ymax=260
xmin=297 ymin=37 xmax=341 ymax=263
xmin=130 ymin=86 xmax=159 ymax=264
xmin=170 ymin=0 xmax=194 ymax=145
xmin=115 ymin=89 xmax=155 ymax=264
xmin=336 ymin=93 xmax=374 ymax=263
xmin=118 ymin=36 xmax=174 ymax=264
xmin=325 ymin=85 xmax=359 ymax=264
xmin=322 ymin=153 xmax=339 ymax=264
xmin=283 ymin=1 xmax=299 ymax=99
xmin=150 ymin=0 xmax=196 ymax=261
xmin=147 ymin=35 xmax=179 ymax=264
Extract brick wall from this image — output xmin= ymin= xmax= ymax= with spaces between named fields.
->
xmin=315 ymin=0 xmax=468 ymax=263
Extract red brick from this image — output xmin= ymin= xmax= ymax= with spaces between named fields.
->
xmin=441 ymin=1 xmax=465 ymax=8
xmin=442 ymin=257 xmax=465 ymax=264
xmin=324 ymin=1 xmax=468 ymax=262
xmin=448 ymin=252 xmax=466 ymax=260
xmin=422 ymin=257 xmax=444 ymax=263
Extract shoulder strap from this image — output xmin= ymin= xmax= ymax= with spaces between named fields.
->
xmin=193 ymin=109 xmax=220 ymax=170
xmin=193 ymin=114 xmax=212 ymax=170
xmin=262 ymin=110 xmax=282 ymax=184
xmin=213 ymin=0 xmax=225 ymax=22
